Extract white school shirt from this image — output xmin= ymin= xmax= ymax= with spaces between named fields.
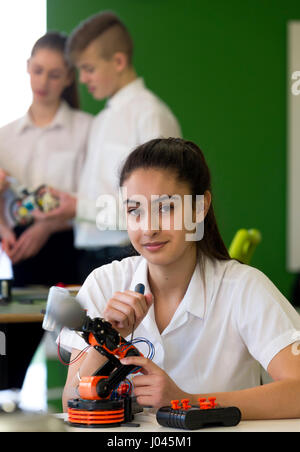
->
xmin=0 ymin=101 xmax=92 ymax=193
xmin=74 ymin=77 xmax=182 ymax=249
xmin=58 ymin=256 xmax=300 ymax=395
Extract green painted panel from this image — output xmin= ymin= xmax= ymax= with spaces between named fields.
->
xmin=47 ymin=0 xmax=300 ymax=300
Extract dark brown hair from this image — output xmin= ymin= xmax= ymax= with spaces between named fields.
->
xmin=66 ymin=11 xmax=133 ymax=65
xmin=119 ymin=137 xmax=231 ymax=262
xmin=31 ymin=31 xmax=79 ymax=109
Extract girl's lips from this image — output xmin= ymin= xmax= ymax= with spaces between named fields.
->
xmin=142 ymin=241 xmax=168 ymax=251
xmin=35 ymin=90 xmax=48 ymax=96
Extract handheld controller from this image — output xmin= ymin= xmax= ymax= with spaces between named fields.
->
xmin=156 ymin=398 xmax=241 ymax=430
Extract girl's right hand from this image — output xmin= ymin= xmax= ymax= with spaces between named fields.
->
xmin=102 ymin=290 xmax=153 ymax=338
xmin=0 ymin=225 xmax=16 ymax=257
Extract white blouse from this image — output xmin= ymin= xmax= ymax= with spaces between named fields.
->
xmin=0 ymin=101 xmax=93 ymax=193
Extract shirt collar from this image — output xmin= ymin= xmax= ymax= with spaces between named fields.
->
xmin=16 ymin=113 xmax=33 ymax=134
xmin=185 ymin=257 xmax=218 ymax=319
xmin=130 ymin=255 xmax=212 ymax=322
xmin=51 ymin=100 xmax=72 ymax=129
xmin=106 ymin=77 xmax=145 ymax=110
xmin=129 ymin=256 xmax=152 ymax=295
xmin=17 ymin=100 xmax=72 ymax=135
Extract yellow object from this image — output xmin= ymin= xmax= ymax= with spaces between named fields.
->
xmin=41 ymin=191 xmax=59 ymax=213
xmin=18 ymin=206 xmax=29 ymax=218
xmin=229 ymin=229 xmax=262 ymax=264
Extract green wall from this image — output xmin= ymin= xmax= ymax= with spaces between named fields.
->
xmin=47 ymin=0 xmax=300 ymax=300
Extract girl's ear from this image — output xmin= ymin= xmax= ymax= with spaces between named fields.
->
xmin=203 ymin=190 xmax=212 ymax=219
xmin=193 ymin=190 xmax=211 ymax=224
xmin=27 ymin=58 xmax=31 ymax=74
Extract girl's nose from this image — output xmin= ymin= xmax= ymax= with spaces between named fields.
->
xmin=39 ymin=73 xmax=49 ymax=88
xmin=142 ymin=209 xmax=161 ymax=236
xmin=79 ymin=70 xmax=89 ymax=84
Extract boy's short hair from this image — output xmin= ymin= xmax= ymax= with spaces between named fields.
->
xmin=66 ymin=11 xmax=134 ymax=65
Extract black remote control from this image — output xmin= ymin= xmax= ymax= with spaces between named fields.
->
xmin=156 ymin=404 xmax=241 ymax=430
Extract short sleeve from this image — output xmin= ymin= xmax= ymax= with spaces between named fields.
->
xmin=57 ymin=270 xmax=108 ymax=353
xmin=234 ymin=267 xmax=300 ymax=371
xmin=56 ymin=257 xmax=141 ymax=352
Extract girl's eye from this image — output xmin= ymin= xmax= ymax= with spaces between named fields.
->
xmin=160 ymin=203 xmax=174 ymax=214
xmin=49 ymin=73 xmax=63 ymax=80
xmin=32 ymin=68 xmax=63 ymax=79
xmin=128 ymin=208 xmax=141 ymax=217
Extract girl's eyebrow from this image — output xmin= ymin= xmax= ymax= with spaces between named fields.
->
xmin=32 ymin=64 xmax=63 ymax=74
xmin=124 ymin=199 xmax=140 ymax=205
xmin=124 ymin=195 xmax=179 ymax=205
xmin=49 ymin=68 xmax=64 ymax=73
xmin=152 ymin=195 xmax=178 ymax=204
xmin=31 ymin=63 xmax=43 ymax=69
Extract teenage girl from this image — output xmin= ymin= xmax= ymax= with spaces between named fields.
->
xmin=0 ymin=31 xmax=92 ymax=286
xmin=60 ymin=138 xmax=300 ymax=419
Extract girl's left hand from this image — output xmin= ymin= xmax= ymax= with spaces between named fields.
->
xmin=9 ymin=222 xmax=52 ymax=264
xmin=120 ymin=356 xmax=189 ymax=409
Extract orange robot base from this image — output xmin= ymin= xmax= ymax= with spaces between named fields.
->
xmin=68 ymin=398 xmax=125 ymax=428
xmin=68 ymin=376 xmax=125 ymax=427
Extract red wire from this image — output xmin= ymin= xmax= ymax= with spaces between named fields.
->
xmin=57 ymin=331 xmax=90 ymax=366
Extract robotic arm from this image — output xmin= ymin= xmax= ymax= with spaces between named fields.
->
xmin=69 ymin=310 xmax=143 ymax=400
xmin=45 ymin=284 xmax=146 ymax=427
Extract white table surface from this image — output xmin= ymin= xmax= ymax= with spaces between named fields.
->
xmin=57 ymin=411 xmax=300 ymax=433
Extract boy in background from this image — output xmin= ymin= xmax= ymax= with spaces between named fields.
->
xmin=40 ymin=11 xmax=181 ymax=282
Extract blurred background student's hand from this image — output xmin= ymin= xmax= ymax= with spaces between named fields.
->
xmin=0 ymin=168 xmax=9 ymax=193
xmin=8 ymin=221 xmax=52 ymax=264
xmin=0 ymin=224 xmax=17 ymax=257
xmin=32 ymin=187 xmax=77 ymax=222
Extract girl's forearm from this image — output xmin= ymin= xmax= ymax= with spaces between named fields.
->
xmin=62 ymin=384 xmax=79 ymax=413
xmin=62 ymin=349 xmax=108 ymax=412
xmin=190 ymin=379 xmax=300 ymax=420
xmin=0 ymin=196 xmax=9 ymax=227
xmin=40 ymin=218 xmax=72 ymax=235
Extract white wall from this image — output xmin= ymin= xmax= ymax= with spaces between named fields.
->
xmin=0 ymin=0 xmax=47 ymax=127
